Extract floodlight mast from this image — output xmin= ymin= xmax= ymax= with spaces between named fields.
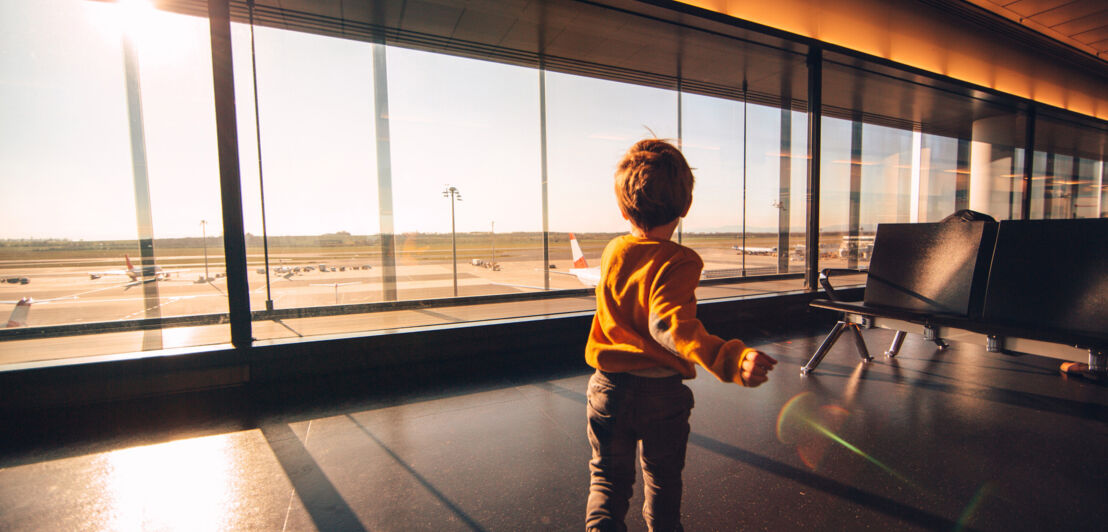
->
xmin=200 ymin=219 xmax=210 ymax=281
xmin=443 ymin=186 xmax=462 ymax=296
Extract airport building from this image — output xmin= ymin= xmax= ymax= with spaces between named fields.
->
xmin=1 ymin=0 xmax=1106 ymax=529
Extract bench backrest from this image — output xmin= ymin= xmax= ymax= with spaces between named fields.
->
xmin=863 ymin=221 xmax=997 ymax=318
xmin=982 ymin=218 xmax=1108 ymax=340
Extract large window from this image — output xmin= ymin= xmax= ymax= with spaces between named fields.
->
xmin=0 ymin=0 xmax=226 ymax=363
xmin=224 ymin=2 xmax=813 ymax=342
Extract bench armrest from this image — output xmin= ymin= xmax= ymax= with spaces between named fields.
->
xmin=819 ymin=268 xmax=867 ymax=301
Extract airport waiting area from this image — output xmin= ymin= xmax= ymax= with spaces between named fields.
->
xmin=2 ymin=0 xmax=1107 ymax=530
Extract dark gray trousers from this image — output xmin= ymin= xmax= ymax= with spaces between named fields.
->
xmin=586 ymin=370 xmax=693 ymax=532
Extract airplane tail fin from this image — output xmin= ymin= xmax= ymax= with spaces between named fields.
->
xmin=569 ymin=233 xmax=588 ymax=268
xmin=125 ymin=254 xmax=135 ymax=273
xmin=6 ymin=297 xmax=31 ymax=328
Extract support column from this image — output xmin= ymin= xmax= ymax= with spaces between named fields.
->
xmin=1021 ymin=106 xmax=1035 ymax=219
xmin=910 ymin=130 xmax=922 ymax=223
xmin=778 ymin=106 xmax=792 ymax=273
xmin=1068 ymin=155 xmax=1080 ymax=218
xmin=969 ymin=115 xmax=1017 ymax=219
xmin=539 ymin=68 xmax=550 ymax=291
xmin=1099 ymin=160 xmax=1107 ymax=218
xmin=1043 ymin=152 xmax=1056 ymax=219
xmin=955 ymin=138 xmax=971 ymax=211
xmin=208 ymin=0 xmax=252 ymax=348
xmin=373 ymin=44 xmax=398 ymax=301
xmin=847 ymin=120 xmax=862 ymax=270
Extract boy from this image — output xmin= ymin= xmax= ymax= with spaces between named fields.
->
xmin=585 ymin=139 xmax=778 ymax=531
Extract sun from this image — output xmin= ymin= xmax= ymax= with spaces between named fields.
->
xmin=89 ymin=0 xmax=198 ymax=66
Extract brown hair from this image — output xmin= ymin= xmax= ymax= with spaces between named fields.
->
xmin=614 ymin=139 xmax=694 ymax=231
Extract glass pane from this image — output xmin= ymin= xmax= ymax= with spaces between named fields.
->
xmin=545 ymin=73 xmax=678 ymax=288
xmin=387 ymin=48 xmax=543 ymax=301
xmin=0 ymin=0 xmax=227 ymax=364
xmin=232 ymin=23 xmax=379 ymax=340
xmin=682 ymin=95 xmax=808 ymax=281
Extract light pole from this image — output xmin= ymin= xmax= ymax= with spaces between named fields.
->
xmin=490 ymin=220 xmax=495 ymax=266
xmin=200 ymin=219 xmax=210 ymax=281
xmin=443 ymin=186 xmax=462 ymax=296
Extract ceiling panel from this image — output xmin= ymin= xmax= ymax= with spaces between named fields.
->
xmin=1073 ymin=25 xmax=1108 ymax=45
xmin=1002 ymin=0 xmax=1071 ymax=18
xmin=966 ymin=0 xmax=1108 ymax=60
xmin=1051 ymin=11 xmax=1108 ymax=36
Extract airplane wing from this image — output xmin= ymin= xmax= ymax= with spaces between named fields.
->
xmin=489 ymin=282 xmax=551 ymax=292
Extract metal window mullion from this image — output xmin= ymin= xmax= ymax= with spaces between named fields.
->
xmin=208 ymin=0 xmax=252 ymax=349
xmin=805 ymin=47 xmax=822 ymax=291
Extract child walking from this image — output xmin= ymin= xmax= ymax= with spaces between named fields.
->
xmin=585 ymin=139 xmax=778 ymax=531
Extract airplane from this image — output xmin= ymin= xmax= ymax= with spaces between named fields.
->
xmin=732 ymin=244 xmax=777 ymax=255
xmin=4 ymin=297 xmax=31 ymax=328
xmin=549 ymin=233 xmax=602 ymax=287
xmin=89 ymin=255 xmax=180 ymax=283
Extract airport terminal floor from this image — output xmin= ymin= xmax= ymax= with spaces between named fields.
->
xmin=2 ymin=325 xmax=1106 ymax=531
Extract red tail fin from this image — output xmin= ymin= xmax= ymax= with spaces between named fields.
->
xmin=569 ymin=233 xmax=588 ymax=268
xmin=6 ymin=297 xmax=31 ymax=328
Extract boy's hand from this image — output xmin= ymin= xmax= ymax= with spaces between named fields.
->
xmin=740 ymin=350 xmax=778 ymax=387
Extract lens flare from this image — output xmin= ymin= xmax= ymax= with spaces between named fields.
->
xmin=777 ymin=392 xmax=913 ymax=486
xmin=955 ymin=483 xmax=993 ymax=532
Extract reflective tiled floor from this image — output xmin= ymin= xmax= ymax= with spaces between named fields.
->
xmin=2 ymin=326 xmax=1106 ymax=531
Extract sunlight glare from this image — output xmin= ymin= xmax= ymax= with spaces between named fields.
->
xmin=89 ymin=0 xmax=195 ymax=66
xmin=99 ymin=434 xmax=240 ymax=531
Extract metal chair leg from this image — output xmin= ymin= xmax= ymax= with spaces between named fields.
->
xmin=1089 ymin=349 xmax=1106 ymax=376
xmin=885 ymin=330 xmax=906 ymax=358
xmin=923 ymin=325 xmax=948 ymax=350
xmin=849 ymin=323 xmax=872 ymax=362
xmin=802 ymin=321 xmax=848 ymax=375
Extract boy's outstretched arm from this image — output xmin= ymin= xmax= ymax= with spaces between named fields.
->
xmin=648 ymin=259 xmax=778 ymax=386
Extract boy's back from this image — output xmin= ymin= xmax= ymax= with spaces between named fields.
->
xmin=587 ymin=234 xmax=750 ymax=383
xmin=587 ymin=233 xmax=760 ymax=386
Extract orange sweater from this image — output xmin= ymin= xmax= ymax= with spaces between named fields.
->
xmin=585 ymin=235 xmax=756 ymax=385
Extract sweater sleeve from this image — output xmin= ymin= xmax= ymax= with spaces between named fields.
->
xmin=646 ymin=255 xmax=755 ymax=385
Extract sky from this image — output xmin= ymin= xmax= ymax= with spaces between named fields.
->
xmin=2 ymin=0 xmax=1045 ymax=242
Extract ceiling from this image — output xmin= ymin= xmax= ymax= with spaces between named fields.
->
xmin=962 ymin=0 xmax=1108 ymax=62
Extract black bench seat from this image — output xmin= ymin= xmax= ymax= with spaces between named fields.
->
xmin=802 ymin=218 xmax=1108 ymax=376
